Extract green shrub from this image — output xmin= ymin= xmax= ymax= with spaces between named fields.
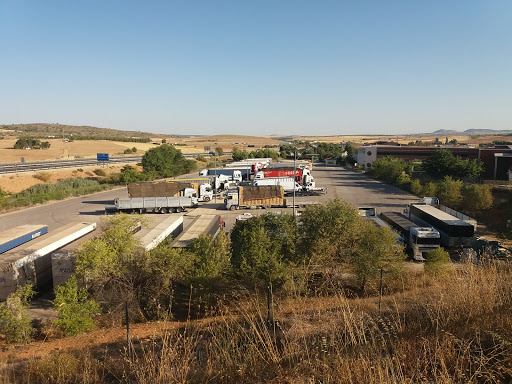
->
xmin=53 ymin=276 xmax=101 ymax=336
xmin=424 ymin=248 xmax=451 ymax=277
xmin=0 ymin=284 xmax=35 ymax=343
xmin=196 ymin=155 xmax=207 ymax=162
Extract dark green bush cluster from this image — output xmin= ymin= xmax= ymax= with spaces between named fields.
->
xmin=14 ymin=137 xmax=50 ymax=149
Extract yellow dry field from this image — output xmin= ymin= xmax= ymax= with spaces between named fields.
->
xmin=173 ymin=135 xmax=282 ymax=151
xmin=0 ymin=164 xmax=142 ymax=194
xmin=0 ymin=138 xmax=206 ymax=163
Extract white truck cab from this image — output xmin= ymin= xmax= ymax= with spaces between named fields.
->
xmin=409 ymin=227 xmax=441 ymax=261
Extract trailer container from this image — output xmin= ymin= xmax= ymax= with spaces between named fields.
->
xmin=252 ymin=178 xmax=302 ymax=194
xmin=408 ymin=204 xmax=474 ymax=247
xmin=225 ymin=186 xmax=285 ymax=210
xmin=0 ymin=222 xmax=96 ymax=299
xmin=129 ymin=181 xmax=213 ymax=202
xmin=139 ymin=216 xmax=184 ymax=251
xmin=172 ymin=215 xmax=224 ymax=248
xmin=0 ymin=225 xmax=48 ymax=254
xmin=199 ymin=168 xmax=248 ymax=181
xmin=112 ymin=196 xmax=198 ymax=214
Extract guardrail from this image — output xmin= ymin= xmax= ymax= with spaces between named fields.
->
xmin=0 ymin=152 xmax=232 ymax=174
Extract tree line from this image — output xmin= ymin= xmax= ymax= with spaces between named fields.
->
xmin=367 ymin=150 xmax=493 ymax=215
xmin=0 ymin=200 xmax=416 ymax=342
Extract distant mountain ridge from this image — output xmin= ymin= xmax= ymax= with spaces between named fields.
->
xmin=430 ymin=128 xmax=512 ymax=135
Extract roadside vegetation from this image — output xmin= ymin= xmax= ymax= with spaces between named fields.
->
xmin=2 ymin=206 xmax=512 ymax=382
xmin=0 ymin=144 xmax=197 ymax=212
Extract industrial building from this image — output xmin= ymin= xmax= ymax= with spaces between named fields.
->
xmin=356 ymin=145 xmax=512 ymax=180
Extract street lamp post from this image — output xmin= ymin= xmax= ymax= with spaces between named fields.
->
xmin=293 ymin=149 xmax=296 ymax=218
xmin=214 ymin=143 xmax=217 ymax=202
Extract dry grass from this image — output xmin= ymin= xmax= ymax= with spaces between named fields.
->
xmin=3 ymin=261 xmax=512 ymax=383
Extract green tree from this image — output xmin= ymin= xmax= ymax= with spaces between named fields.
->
xmin=436 ymin=176 xmax=463 ymax=207
xmin=215 ymin=147 xmax=224 ymax=156
xmin=161 ymin=138 xmax=167 ymax=144
xmin=74 ymin=214 xmax=144 ymax=285
xmin=0 ymin=284 xmax=35 ymax=343
xmin=422 ymin=181 xmax=437 ymax=197
xmin=423 ymin=149 xmax=483 ymax=180
xmin=142 ymin=144 xmax=196 ymax=178
xmin=188 ymin=231 xmax=231 ymax=279
xmin=368 ymin=156 xmax=408 ymax=184
xmin=462 ymin=184 xmax=493 ymax=214
xmin=423 ymin=150 xmax=457 ymax=179
xmin=53 ymin=276 xmax=101 ymax=336
xmin=351 ymin=221 xmax=404 ymax=290
xmin=424 ymin=248 xmax=451 ymax=277
xmin=231 ymin=213 xmax=297 ymax=287
xmin=298 ymin=199 xmax=361 ymax=264
xmin=410 ymin=179 xmax=423 ymax=196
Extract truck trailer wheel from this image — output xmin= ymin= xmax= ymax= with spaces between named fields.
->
xmin=159 ymin=207 xmax=168 ymax=214
xmin=176 ymin=207 xmax=183 ymax=213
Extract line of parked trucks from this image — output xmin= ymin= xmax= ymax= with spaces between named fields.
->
xmin=107 ymin=157 xmax=326 ymax=214
xmin=359 ymin=197 xmax=476 ymax=261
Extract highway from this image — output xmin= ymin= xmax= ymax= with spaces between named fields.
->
xmin=0 ymin=152 xmax=224 ymax=174
xmin=0 ymin=165 xmax=418 ymax=233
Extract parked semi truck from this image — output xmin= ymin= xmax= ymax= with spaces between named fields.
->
xmin=110 ymin=196 xmax=198 ymax=214
xmin=251 ymin=178 xmax=302 ymax=194
xmin=254 ymin=167 xmax=314 ymax=185
xmin=380 ymin=212 xmax=441 ymax=261
xmin=224 ymin=186 xmax=285 ymax=210
xmin=168 ymin=176 xmax=233 ymax=192
xmin=128 ymin=181 xmax=213 ymax=202
xmin=406 ymin=203 xmax=474 ymax=248
xmin=199 ymin=168 xmax=246 ymax=182
xmin=0 ymin=225 xmax=48 ymax=254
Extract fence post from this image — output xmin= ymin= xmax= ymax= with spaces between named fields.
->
xmin=126 ymin=301 xmax=131 ymax=360
xmin=379 ymin=268 xmax=383 ymax=313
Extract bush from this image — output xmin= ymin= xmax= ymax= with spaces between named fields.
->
xmin=53 ymin=276 xmax=101 ymax=336
xmin=410 ymin=178 xmax=423 ymax=196
xmin=196 ymin=155 xmax=207 ymax=162
xmin=436 ymin=176 xmax=463 ymax=207
xmin=462 ymin=184 xmax=493 ymax=214
xmin=33 ymin=172 xmax=52 ymax=182
xmin=424 ymin=248 xmax=451 ymax=277
xmin=0 ymin=284 xmax=35 ymax=343
xmin=93 ymin=168 xmax=107 ymax=177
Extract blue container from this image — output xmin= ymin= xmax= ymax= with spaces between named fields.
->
xmin=0 ymin=225 xmax=48 ymax=254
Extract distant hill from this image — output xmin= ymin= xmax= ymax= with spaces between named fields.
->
xmin=0 ymin=123 xmax=170 ymax=139
xmin=464 ymin=129 xmax=512 ymax=135
xmin=425 ymin=128 xmax=512 ymax=136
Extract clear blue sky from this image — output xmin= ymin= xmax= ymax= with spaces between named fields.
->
xmin=1 ymin=1 xmax=510 ymax=136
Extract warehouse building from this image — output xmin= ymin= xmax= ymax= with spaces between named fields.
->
xmin=357 ymin=145 xmax=512 ymax=180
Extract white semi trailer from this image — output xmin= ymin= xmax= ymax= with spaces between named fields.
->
xmin=112 ymin=195 xmax=198 ymax=214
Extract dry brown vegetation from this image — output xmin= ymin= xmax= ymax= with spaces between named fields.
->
xmin=2 ymin=261 xmax=511 ymax=383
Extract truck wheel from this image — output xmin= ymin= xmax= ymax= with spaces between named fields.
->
xmin=176 ymin=207 xmax=183 ymax=213
xmin=204 ymin=197 xmax=210 ymax=202
xmin=160 ymin=207 xmax=168 ymax=214
xmin=230 ymin=205 xmax=236 ymax=211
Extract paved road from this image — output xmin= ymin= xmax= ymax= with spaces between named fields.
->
xmin=0 ymin=165 xmax=419 ymax=234
xmin=311 ymin=165 xmax=418 ymax=215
